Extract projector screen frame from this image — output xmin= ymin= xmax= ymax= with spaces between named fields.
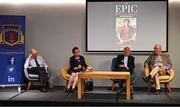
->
xmin=86 ymin=0 xmax=168 ymax=54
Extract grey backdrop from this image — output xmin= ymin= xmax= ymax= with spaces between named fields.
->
xmin=0 ymin=0 xmax=179 ymax=88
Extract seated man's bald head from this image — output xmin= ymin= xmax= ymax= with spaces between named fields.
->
xmin=30 ymin=48 xmax=38 ymax=57
xmin=154 ymin=44 xmax=162 ymax=55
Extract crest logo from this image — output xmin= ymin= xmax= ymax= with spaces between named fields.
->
xmin=0 ymin=23 xmax=24 ymax=49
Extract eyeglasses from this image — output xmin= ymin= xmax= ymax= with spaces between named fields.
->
xmin=75 ymin=50 xmax=79 ymax=53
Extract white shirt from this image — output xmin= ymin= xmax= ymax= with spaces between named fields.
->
xmin=124 ymin=56 xmax=128 ymax=66
xmin=24 ymin=55 xmax=48 ymax=69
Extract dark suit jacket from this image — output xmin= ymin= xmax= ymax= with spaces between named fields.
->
xmin=115 ymin=54 xmax=135 ymax=72
xmin=69 ymin=55 xmax=88 ymax=72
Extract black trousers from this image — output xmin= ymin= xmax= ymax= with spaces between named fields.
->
xmin=28 ymin=67 xmax=49 ymax=87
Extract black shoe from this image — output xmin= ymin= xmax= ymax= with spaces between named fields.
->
xmin=155 ymin=90 xmax=160 ymax=95
xmin=40 ymin=87 xmax=47 ymax=93
xmin=142 ymin=75 xmax=151 ymax=83
xmin=71 ymin=88 xmax=76 ymax=93
xmin=66 ymin=87 xmax=71 ymax=95
xmin=46 ymin=84 xmax=54 ymax=90
xmin=118 ymin=87 xmax=124 ymax=93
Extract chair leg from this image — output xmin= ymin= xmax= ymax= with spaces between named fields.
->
xmin=131 ymin=85 xmax=134 ymax=92
xmin=112 ymin=83 xmax=115 ymax=91
xmin=165 ymin=83 xmax=171 ymax=93
xmin=147 ymin=81 xmax=153 ymax=93
xmin=27 ymin=81 xmax=32 ymax=90
xmin=65 ymin=80 xmax=68 ymax=92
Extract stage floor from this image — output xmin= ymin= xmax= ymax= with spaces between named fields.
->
xmin=0 ymin=86 xmax=180 ymax=106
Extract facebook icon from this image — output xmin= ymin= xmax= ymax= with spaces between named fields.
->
xmin=11 ymin=57 xmax=15 ymax=65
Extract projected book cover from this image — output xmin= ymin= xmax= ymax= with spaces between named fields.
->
xmin=115 ymin=2 xmax=137 ymax=45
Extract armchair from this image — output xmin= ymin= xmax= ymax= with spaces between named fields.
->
xmin=60 ymin=63 xmax=71 ymax=91
xmin=24 ymin=68 xmax=52 ymax=90
xmin=144 ymin=65 xmax=174 ymax=93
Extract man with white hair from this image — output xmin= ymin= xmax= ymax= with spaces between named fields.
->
xmin=143 ymin=44 xmax=172 ymax=95
xmin=24 ymin=49 xmax=49 ymax=92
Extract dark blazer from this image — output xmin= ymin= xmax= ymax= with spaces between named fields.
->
xmin=115 ymin=54 xmax=135 ymax=72
xmin=69 ymin=55 xmax=88 ymax=72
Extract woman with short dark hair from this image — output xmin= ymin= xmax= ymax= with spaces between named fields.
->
xmin=66 ymin=47 xmax=92 ymax=94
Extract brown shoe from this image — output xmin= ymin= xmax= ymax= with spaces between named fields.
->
xmin=142 ymin=75 xmax=151 ymax=83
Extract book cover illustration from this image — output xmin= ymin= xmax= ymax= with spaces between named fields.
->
xmin=115 ymin=2 xmax=138 ymax=44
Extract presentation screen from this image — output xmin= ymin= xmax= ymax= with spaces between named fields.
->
xmin=86 ymin=0 xmax=168 ymax=53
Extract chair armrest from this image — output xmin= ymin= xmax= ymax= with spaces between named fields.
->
xmin=47 ymin=70 xmax=52 ymax=79
xmin=24 ymin=68 xmax=31 ymax=80
xmin=60 ymin=66 xmax=70 ymax=80
xmin=131 ymin=69 xmax=136 ymax=81
xmin=168 ymin=69 xmax=174 ymax=82
xmin=144 ymin=66 xmax=150 ymax=77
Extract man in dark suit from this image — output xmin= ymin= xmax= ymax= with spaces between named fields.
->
xmin=115 ymin=47 xmax=135 ymax=93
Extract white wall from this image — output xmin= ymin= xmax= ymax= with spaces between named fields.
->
xmin=0 ymin=0 xmax=180 ymax=88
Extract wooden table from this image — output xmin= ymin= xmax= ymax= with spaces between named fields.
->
xmin=77 ymin=71 xmax=131 ymax=100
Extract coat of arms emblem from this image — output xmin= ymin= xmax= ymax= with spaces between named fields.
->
xmin=0 ymin=23 xmax=24 ymax=49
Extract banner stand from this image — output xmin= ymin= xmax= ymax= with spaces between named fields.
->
xmin=0 ymin=15 xmax=25 ymax=92
xmin=0 ymin=84 xmax=26 ymax=92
